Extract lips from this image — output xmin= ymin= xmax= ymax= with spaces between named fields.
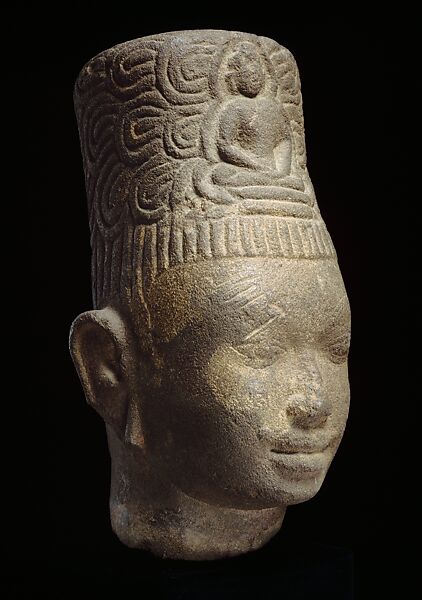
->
xmin=271 ymin=441 xmax=331 ymax=455
xmin=262 ymin=426 xmax=342 ymax=452
xmin=268 ymin=438 xmax=335 ymax=480
xmin=270 ymin=450 xmax=327 ymax=480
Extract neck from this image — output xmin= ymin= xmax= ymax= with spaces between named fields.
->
xmin=107 ymin=428 xmax=285 ymax=560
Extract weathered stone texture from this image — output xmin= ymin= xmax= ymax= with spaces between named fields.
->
xmin=70 ymin=30 xmax=350 ymax=560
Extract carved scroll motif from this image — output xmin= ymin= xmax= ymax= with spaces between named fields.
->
xmin=74 ymin=32 xmax=331 ymax=308
xmin=75 ymin=34 xmax=312 ymax=237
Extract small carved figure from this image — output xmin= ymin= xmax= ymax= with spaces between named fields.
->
xmin=210 ymin=42 xmax=297 ymax=188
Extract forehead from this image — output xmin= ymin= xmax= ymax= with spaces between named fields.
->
xmin=144 ymin=258 xmax=349 ymax=342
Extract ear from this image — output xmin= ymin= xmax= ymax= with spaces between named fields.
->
xmin=69 ymin=307 xmax=130 ymax=438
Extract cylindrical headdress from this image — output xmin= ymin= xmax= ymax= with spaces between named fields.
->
xmin=74 ymin=30 xmax=336 ymax=309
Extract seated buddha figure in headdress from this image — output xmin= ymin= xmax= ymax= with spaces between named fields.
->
xmin=196 ymin=41 xmax=308 ymax=209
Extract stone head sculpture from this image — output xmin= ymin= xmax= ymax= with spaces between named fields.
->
xmin=70 ymin=30 xmax=351 ymax=560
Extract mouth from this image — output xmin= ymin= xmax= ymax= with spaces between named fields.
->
xmin=271 ymin=441 xmax=331 ymax=455
xmin=270 ymin=450 xmax=328 ymax=480
xmin=269 ymin=440 xmax=335 ymax=480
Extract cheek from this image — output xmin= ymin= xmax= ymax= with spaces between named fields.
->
xmin=141 ymin=349 xmax=270 ymax=486
xmin=323 ymin=362 xmax=350 ymax=426
xmin=204 ymin=347 xmax=276 ymax=434
xmin=167 ymin=352 xmax=268 ymax=453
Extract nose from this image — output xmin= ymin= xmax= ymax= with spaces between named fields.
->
xmin=286 ymin=350 xmax=330 ymax=429
xmin=286 ymin=392 xmax=331 ymax=429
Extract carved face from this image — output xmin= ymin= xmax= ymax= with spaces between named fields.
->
xmin=138 ymin=258 xmax=350 ymax=510
xmin=227 ymin=50 xmax=265 ymax=98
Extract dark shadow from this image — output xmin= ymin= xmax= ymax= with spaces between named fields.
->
xmin=6 ymin=536 xmax=353 ymax=599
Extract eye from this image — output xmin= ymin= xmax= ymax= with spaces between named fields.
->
xmin=230 ymin=341 xmax=285 ymax=369
xmin=327 ymin=332 xmax=350 ymax=364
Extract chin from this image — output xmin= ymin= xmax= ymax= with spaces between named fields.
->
xmin=171 ymin=458 xmax=330 ymax=511
xmin=276 ymin=471 xmax=327 ymax=505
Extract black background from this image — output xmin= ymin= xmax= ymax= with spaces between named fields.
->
xmin=16 ymin=13 xmax=404 ymax=600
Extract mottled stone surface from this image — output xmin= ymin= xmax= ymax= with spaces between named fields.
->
xmin=70 ymin=30 xmax=350 ymax=560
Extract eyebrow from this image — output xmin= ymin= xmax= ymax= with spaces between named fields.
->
xmin=327 ymin=296 xmax=350 ymax=322
xmin=213 ymin=275 xmax=285 ymax=342
xmin=214 ymin=276 xmax=260 ymax=307
xmin=322 ymin=296 xmax=351 ymax=337
xmin=242 ymin=311 xmax=281 ymax=341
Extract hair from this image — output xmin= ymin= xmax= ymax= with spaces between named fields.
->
xmin=74 ymin=30 xmax=336 ymax=327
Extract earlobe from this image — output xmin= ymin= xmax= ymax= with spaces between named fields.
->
xmin=69 ymin=307 xmax=130 ymax=438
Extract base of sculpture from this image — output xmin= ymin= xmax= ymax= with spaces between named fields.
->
xmin=111 ymin=503 xmax=285 ymax=561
